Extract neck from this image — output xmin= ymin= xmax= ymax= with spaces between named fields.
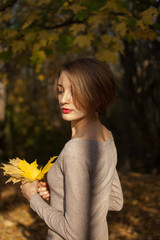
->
xmin=71 ymin=114 xmax=101 ymax=139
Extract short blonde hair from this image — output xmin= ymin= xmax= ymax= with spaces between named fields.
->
xmin=55 ymin=58 xmax=116 ymax=115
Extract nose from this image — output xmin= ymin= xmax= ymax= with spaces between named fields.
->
xmin=59 ymin=91 xmax=72 ymax=105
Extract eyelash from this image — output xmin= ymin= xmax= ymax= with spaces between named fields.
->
xmin=57 ymin=88 xmax=64 ymax=94
xmin=57 ymin=88 xmax=73 ymax=96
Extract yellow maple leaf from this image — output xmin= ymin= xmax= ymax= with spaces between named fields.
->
xmin=115 ymin=22 xmax=127 ymax=37
xmin=19 ymin=159 xmax=41 ymax=182
xmin=11 ymin=41 xmax=26 ymax=54
xmin=88 ymin=14 xmax=103 ymax=30
xmin=0 ymin=156 xmax=57 ymax=184
xmin=137 ymin=19 xmax=146 ymax=30
xmin=100 ymin=0 xmax=119 ymax=12
xmin=66 ymin=3 xmax=87 ymax=14
xmin=73 ymin=34 xmax=94 ymax=48
xmin=141 ymin=7 xmax=158 ymax=25
xmin=1 ymin=162 xmax=22 ymax=176
xmin=133 ymin=29 xmax=158 ymax=41
xmin=96 ymin=49 xmax=118 ymax=64
xmin=9 ymin=158 xmax=19 ymax=167
xmin=37 ymin=156 xmax=57 ymax=180
xmin=101 ymin=34 xmax=113 ymax=44
xmin=6 ymin=177 xmax=22 ymax=184
xmin=69 ymin=24 xmax=86 ymax=35
xmin=3 ymin=12 xmax=12 ymax=22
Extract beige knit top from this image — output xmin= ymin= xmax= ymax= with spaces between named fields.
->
xmin=30 ymin=133 xmax=123 ymax=240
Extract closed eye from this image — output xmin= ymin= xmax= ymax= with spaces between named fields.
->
xmin=57 ymin=84 xmax=64 ymax=94
xmin=57 ymin=89 xmax=63 ymax=94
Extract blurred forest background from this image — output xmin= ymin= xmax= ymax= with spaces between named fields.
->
xmin=0 ymin=0 xmax=160 ymax=240
xmin=0 ymin=0 xmax=159 ymax=173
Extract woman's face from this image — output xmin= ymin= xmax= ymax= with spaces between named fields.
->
xmin=57 ymin=71 xmax=87 ymax=122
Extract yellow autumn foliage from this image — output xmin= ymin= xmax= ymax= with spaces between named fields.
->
xmin=73 ymin=34 xmax=94 ymax=48
xmin=1 ymin=156 xmax=57 ymax=184
xmin=96 ymin=48 xmax=118 ymax=64
xmin=66 ymin=3 xmax=87 ymax=14
xmin=69 ymin=24 xmax=86 ymax=35
xmin=88 ymin=14 xmax=103 ymax=30
xmin=141 ymin=7 xmax=158 ymax=25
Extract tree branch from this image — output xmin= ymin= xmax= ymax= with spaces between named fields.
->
xmin=37 ymin=15 xmax=86 ymax=30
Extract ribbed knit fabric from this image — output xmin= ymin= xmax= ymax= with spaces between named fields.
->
xmin=30 ymin=133 xmax=123 ymax=240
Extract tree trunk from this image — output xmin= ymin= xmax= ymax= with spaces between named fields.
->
xmin=120 ymin=40 xmax=137 ymax=171
xmin=0 ymin=82 xmax=6 ymax=160
xmin=0 ymin=82 xmax=6 ymax=200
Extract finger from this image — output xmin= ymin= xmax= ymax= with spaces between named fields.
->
xmin=39 ymin=181 xmax=47 ymax=187
xmin=43 ymin=182 xmax=49 ymax=187
xmin=38 ymin=187 xmax=47 ymax=192
xmin=39 ymin=191 xmax=49 ymax=196
xmin=42 ymin=193 xmax=50 ymax=200
xmin=38 ymin=182 xmax=41 ymax=187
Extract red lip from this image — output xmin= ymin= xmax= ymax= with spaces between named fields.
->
xmin=62 ymin=108 xmax=73 ymax=114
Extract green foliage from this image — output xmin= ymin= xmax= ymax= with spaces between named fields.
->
xmin=57 ymin=34 xmax=74 ymax=53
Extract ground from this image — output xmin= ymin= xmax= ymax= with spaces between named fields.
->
xmin=0 ymin=172 xmax=160 ymax=240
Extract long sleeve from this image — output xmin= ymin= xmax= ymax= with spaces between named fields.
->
xmin=30 ymin=150 xmax=91 ymax=240
xmin=30 ymin=136 xmax=123 ymax=240
xmin=108 ymin=169 xmax=123 ymax=211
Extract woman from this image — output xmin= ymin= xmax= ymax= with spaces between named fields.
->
xmin=20 ymin=58 xmax=123 ymax=240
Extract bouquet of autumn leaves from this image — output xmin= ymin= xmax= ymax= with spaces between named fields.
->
xmin=0 ymin=156 xmax=57 ymax=184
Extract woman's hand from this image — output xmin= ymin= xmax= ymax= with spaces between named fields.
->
xmin=20 ymin=180 xmax=38 ymax=201
xmin=38 ymin=181 xmax=50 ymax=201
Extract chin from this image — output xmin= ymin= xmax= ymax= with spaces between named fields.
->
xmin=62 ymin=117 xmax=72 ymax=121
xmin=61 ymin=114 xmax=73 ymax=121
xmin=62 ymin=113 xmax=88 ymax=123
